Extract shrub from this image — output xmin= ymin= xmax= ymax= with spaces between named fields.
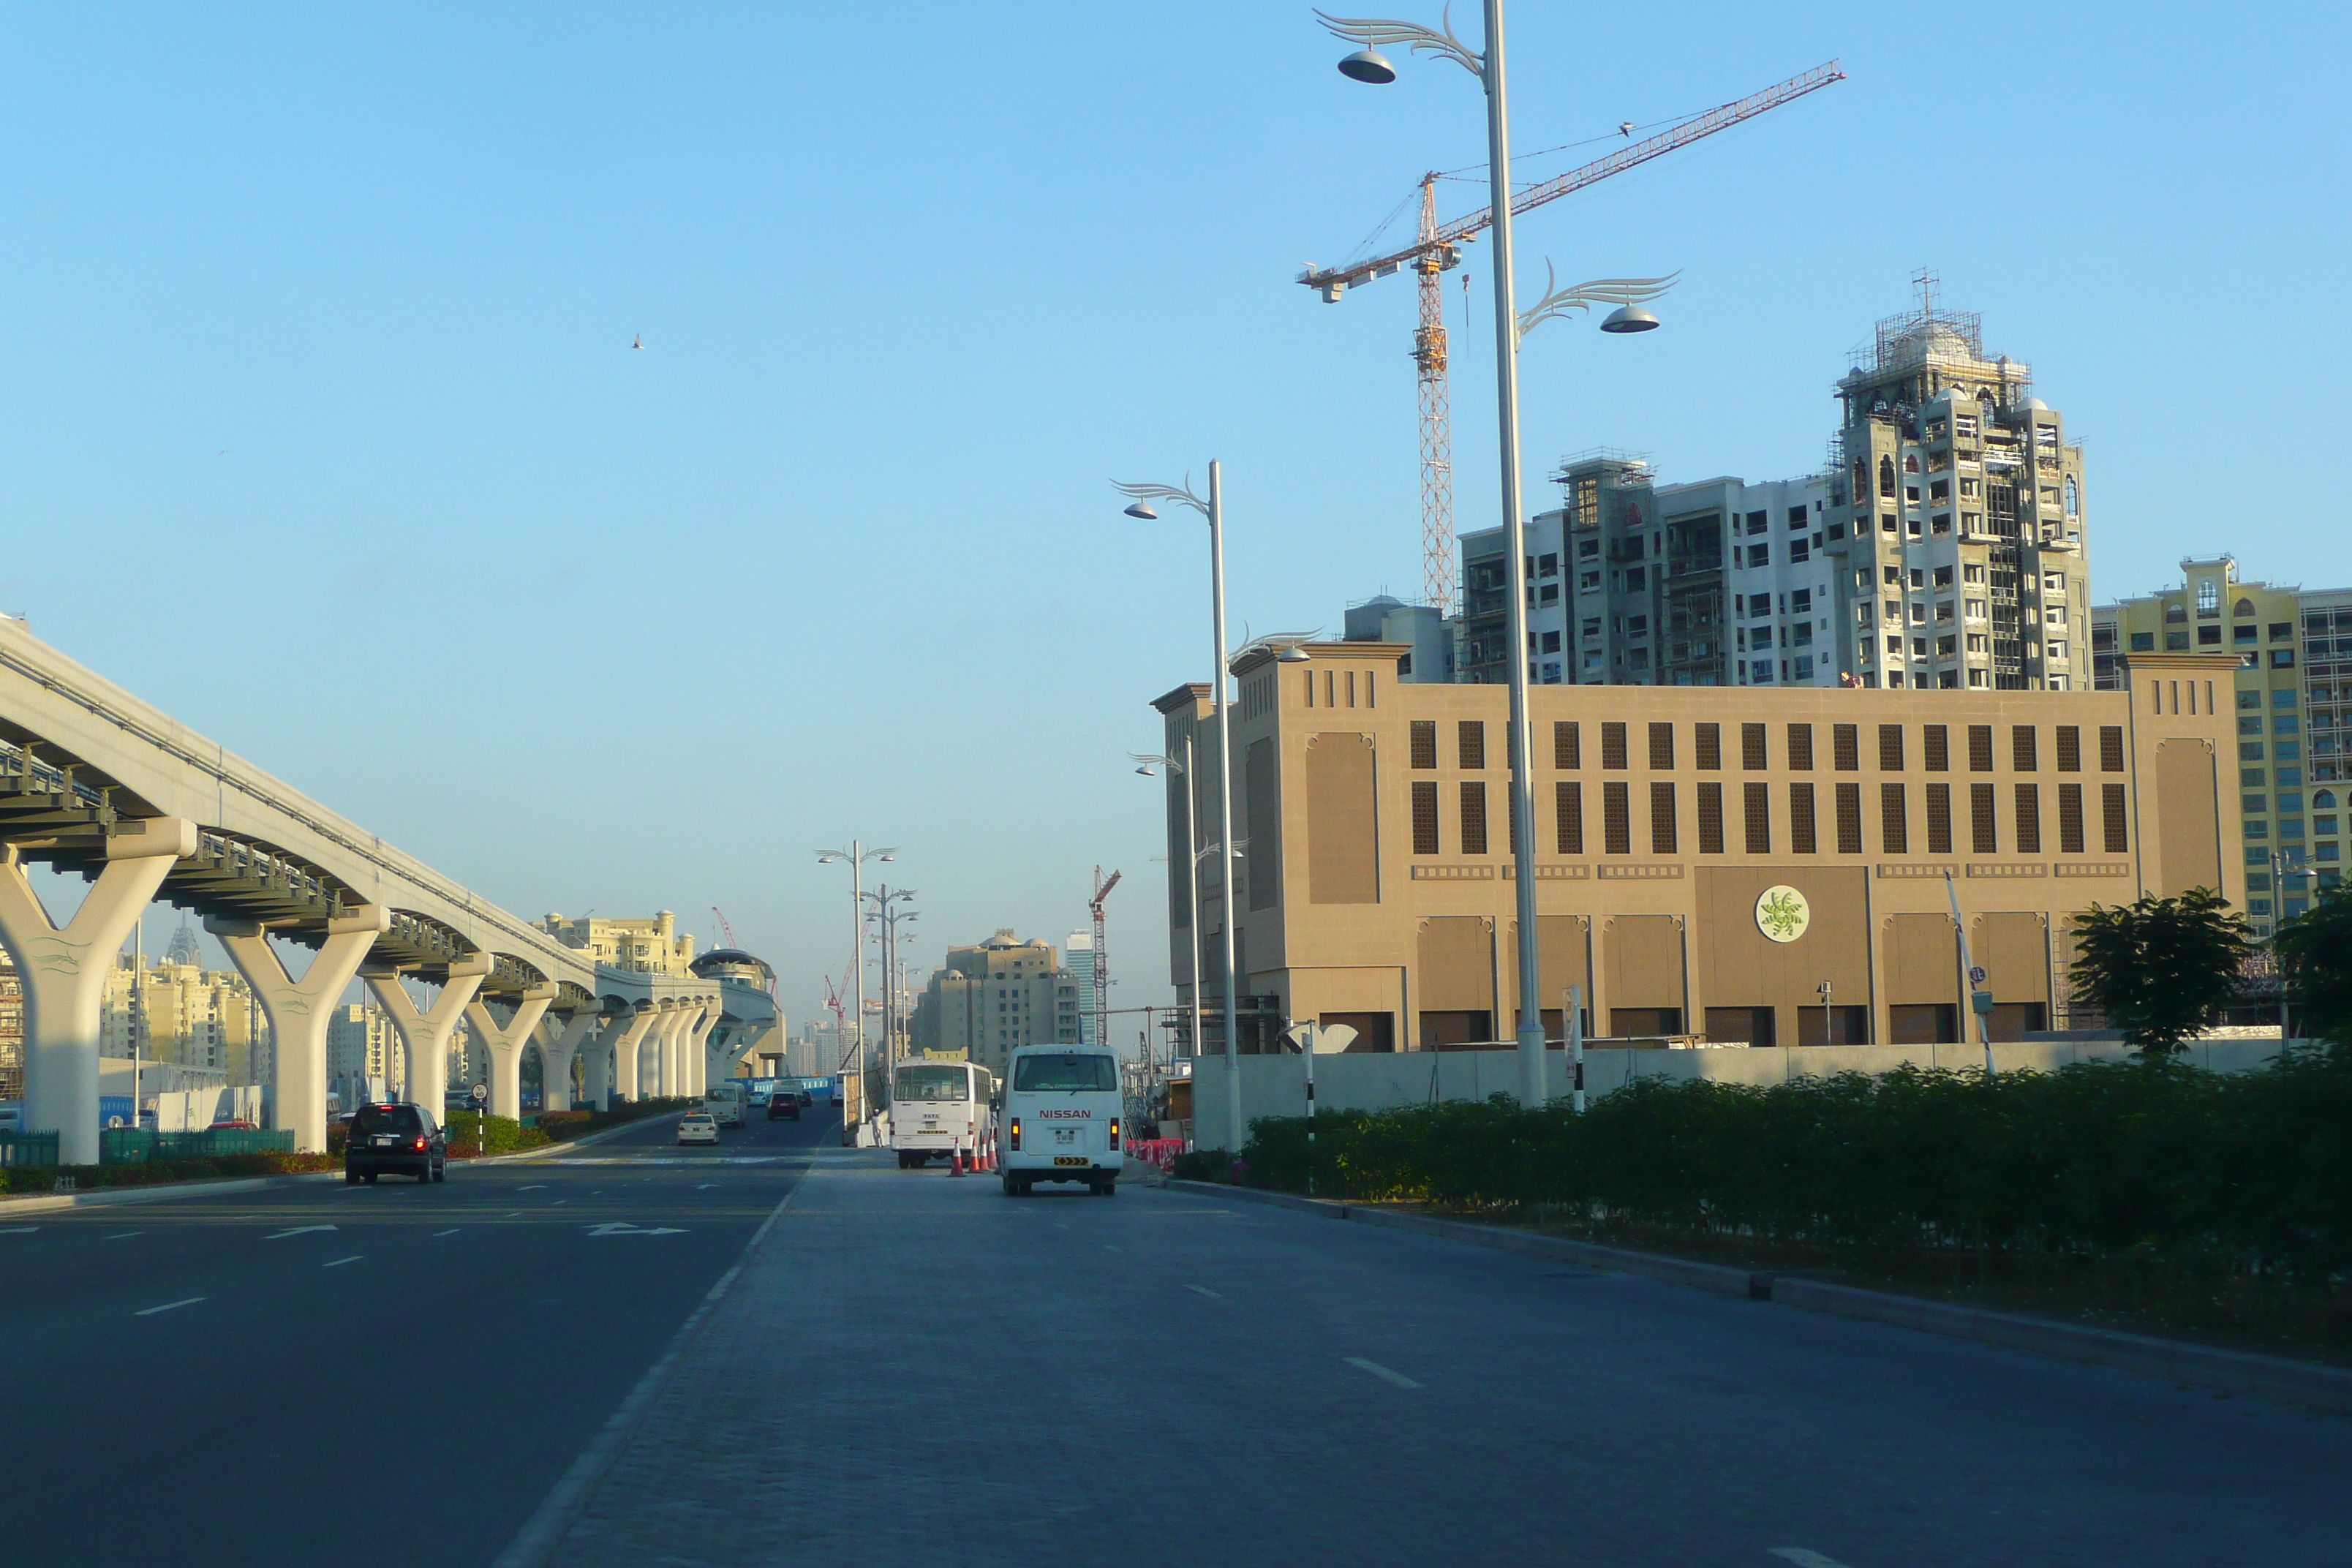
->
xmin=1171 ymin=1149 xmax=1233 ymax=1183
xmin=1238 ymin=1052 xmax=2352 ymax=1289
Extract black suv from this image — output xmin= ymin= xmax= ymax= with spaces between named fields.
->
xmin=768 ymin=1090 xmax=800 ymax=1120
xmin=344 ymin=1102 xmax=446 ymax=1184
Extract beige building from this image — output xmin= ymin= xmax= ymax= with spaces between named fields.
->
xmin=910 ymin=932 xmax=1084 ymax=1079
xmin=99 ymin=956 xmax=271 ymax=1083
xmin=1153 ymin=642 xmax=2242 ymax=1054
xmin=539 ymin=911 xmax=697 ymax=976
xmin=325 ymin=1000 xmax=402 ymax=1107
xmin=2093 ymin=556 xmax=2351 ymax=938
xmin=0 ymin=951 xmax=19 ymax=1100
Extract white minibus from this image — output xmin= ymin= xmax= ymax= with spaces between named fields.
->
xmin=999 ymin=1044 xmax=1122 ymax=1197
xmin=889 ymin=1059 xmax=995 ymax=1169
xmin=705 ymin=1080 xmax=745 ymax=1128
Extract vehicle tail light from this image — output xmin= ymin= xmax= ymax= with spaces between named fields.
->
xmin=1009 ymin=1118 xmax=1020 ymax=1152
xmin=412 ymin=1136 xmax=428 ymax=1153
xmin=1109 ymin=1117 xmax=1121 ymax=1151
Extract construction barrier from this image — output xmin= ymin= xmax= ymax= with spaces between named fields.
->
xmin=1126 ymin=1137 xmax=1185 ymax=1173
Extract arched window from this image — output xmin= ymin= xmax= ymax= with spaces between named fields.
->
xmin=1851 ymin=459 xmax=1867 ymax=500
xmin=2063 ymin=474 xmax=2079 ymax=516
xmin=1904 ymin=454 xmax=1921 ymax=474
xmin=2234 ymin=598 xmax=2257 ymax=619
xmin=1878 ymin=456 xmax=1895 ymax=497
xmin=2315 ymin=790 xmax=2337 ymax=810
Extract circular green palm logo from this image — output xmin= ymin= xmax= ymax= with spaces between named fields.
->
xmin=1754 ymin=884 xmax=1811 ymax=943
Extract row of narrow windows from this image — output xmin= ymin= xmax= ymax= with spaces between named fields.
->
xmin=1409 ymin=778 xmax=2130 ymax=859
xmin=1409 ymin=719 xmax=2127 ymax=774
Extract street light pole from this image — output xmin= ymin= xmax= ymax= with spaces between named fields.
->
xmin=1115 ymin=467 xmax=1245 ymax=1153
xmin=815 ymin=842 xmax=896 ymax=1144
xmin=1134 ymin=731 xmax=1207 ymax=1103
xmin=1322 ymin=6 xmax=1677 ymax=1107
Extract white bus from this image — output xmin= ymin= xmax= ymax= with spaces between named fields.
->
xmin=705 ymin=1080 xmax=745 ymax=1127
xmin=999 ymin=1044 xmax=1122 ymax=1197
xmin=889 ymin=1059 xmax=995 ymax=1169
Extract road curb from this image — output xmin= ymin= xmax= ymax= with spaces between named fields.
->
xmin=0 ymin=1168 xmax=346 ymax=1213
xmin=470 ymin=1110 xmax=689 ymax=1166
xmin=1165 ymin=1181 xmax=2352 ymax=1416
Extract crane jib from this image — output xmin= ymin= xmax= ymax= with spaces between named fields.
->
xmin=1300 ymin=60 xmax=1845 ymax=297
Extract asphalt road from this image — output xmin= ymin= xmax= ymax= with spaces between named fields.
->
xmin=0 ymin=1100 xmax=834 ymax=1568
xmin=544 ymin=1153 xmax=2352 ymax=1568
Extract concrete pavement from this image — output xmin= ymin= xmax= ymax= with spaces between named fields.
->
xmin=533 ymin=1150 xmax=2352 ymax=1568
xmin=0 ymin=1104 xmax=832 ymax=1568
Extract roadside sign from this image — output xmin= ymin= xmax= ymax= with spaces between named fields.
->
xmin=469 ymin=1083 xmax=487 ymax=1103
xmin=1968 ymin=965 xmax=1987 ymax=985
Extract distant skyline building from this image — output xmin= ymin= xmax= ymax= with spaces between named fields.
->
xmin=2094 ymin=556 xmax=2352 ymax=938
xmin=99 ymin=954 xmax=271 ymax=1085
xmin=1065 ymin=930 xmax=1096 ymax=1045
xmin=1450 ymin=282 xmax=2092 ymax=698
xmin=908 ymin=930 xmax=1082 ymax=1079
xmin=538 ymin=911 xmax=698 ymax=976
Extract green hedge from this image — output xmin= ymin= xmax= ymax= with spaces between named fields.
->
xmin=444 ymin=1112 xmax=548 ymax=1157
xmin=1237 ymin=1050 xmax=2352 ymax=1288
xmin=0 ymin=1150 xmax=337 ymax=1194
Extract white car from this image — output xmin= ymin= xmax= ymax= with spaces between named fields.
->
xmin=676 ymin=1113 xmax=720 ymax=1147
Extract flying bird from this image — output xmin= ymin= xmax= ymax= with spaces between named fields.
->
xmin=632 ymin=334 xmax=643 ymax=350
xmin=1618 ymin=121 xmax=1635 ymax=136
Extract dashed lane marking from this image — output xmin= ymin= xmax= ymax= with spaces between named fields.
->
xmin=431 ymin=1229 xmax=460 ymax=1237
xmin=135 ymin=1297 xmax=204 ymax=1316
xmin=504 ymin=1211 xmax=522 ymax=1218
xmin=264 ymin=1225 xmax=337 ymax=1240
xmin=102 ymin=1232 xmax=143 ymax=1241
xmin=1768 ymin=1553 xmax=1854 ymax=1568
xmin=1343 ymin=1357 xmax=1422 ymax=1389
xmin=519 ymin=1184 xmax=546 ymax=1191
xmin=1 ymin=1226 xmax=37 ymax=1235
xmin=696 ymin=1183 xmax=718 ymax=1190
xmin=323 ymin=1255 xmax=363 ymax=1268
xmin=587 ymin=1222 xmax=687 ymax=1237
xmin=550 ymin=1199 xmax=568 ymax=1207
xmin=1103 ymin=1244 xmax=1123 ymax=1254
xmin=1186 ymin=1285 xmax=1223 ymax=1300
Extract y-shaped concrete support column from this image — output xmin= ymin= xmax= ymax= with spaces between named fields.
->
xmin=0 ymin=818 xmax=195 ymax=1167
xmin=213 ymin=905 xmax=388 ymax=1155
xmin=465 ymin=987 xmax=556 ymax=1122
xmin=363 ymin=958 xmax=487 ymax=1123
xmin=581 ymin=1012 xmax=622 ymax=1109
xmin=538 ymin=1011 xmax=598 ymax=1112
xmin=608 ymin=1006 xmax=657 ymax=1104
xmin=645 ymin=1006 xmax=683 ymax=1100
xmin=688 ymin=1004 xmax=720 ymax=1098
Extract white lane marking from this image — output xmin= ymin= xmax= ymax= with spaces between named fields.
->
xmin=265 ymin=1225 xmax=337 ymax=1240
xmin=1186 ymin=1285 xmax=1223 ymax=1300
xmin=1769 ymin=1553 xmax=1853 ymax=1568
xmin=323 ymin=1255 xmax=363 ymax=1268
xmin=1343 ymin=1357 xmax=1422 ymax=1389
xmin=431 ymin=1229 xmax=461 ymax=1237
xmin=587 ymin=1222 xmax=686 ymax=1237
xmin=1 ymin=1226 xmax=39 ymax=1235
xmin=102 ymin=1231 xmax=144 ymax=1240
xmin=519 ymin=1184 xmax=546 ymax=1191
xmin=696 ymin=1183 xmax=717 ymax=1191
xmin=504 ymin=1210 xmax=522 ymax=1217
xmin=135 ymin=1297 xmax=205 ymax=1316
xmin=549 ymin=1199 xmax=568 ymax=1207
xmin=1053 ymin=1223 xmax=1069 ymax=1232
xmin=1102 ymin=1244 xmax=1123 ymax=1254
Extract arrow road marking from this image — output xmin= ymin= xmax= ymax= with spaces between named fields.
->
xmin=135 ymin=1297 xmax=205 ymax=1316
xmin=1343 ymin=1357 xmax=1422 ymax=1389
xmin=586 ymin=1222 xmax=687 ymax=1237
xmin=264 ymin=1226 xmax=336 ymax=1240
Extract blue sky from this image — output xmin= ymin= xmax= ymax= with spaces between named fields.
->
xmin=4 ymin=2 xmax=2345 ymax=1039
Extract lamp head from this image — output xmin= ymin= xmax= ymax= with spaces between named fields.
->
xmin=1600 ymin=304 xmax=1662 ymax=334
xmin=1122 ymin=500 xmax=1159 ymax=521
xmin=1338 ymin=47 xmax=1397 ymax=83
xmin=1277 ymin=643 xmax=1312 ymax=664
xmin=877 ymin=853 xmax=896 ymax=863
xmin=1135 ymin=764 xmax=1156 ymax=776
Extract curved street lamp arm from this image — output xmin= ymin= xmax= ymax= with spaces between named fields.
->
xmin=1314 ymin=7 xmax=1484 ymax=78
xmin=1111 ymin=478 xmax=1209 ymax=518
xmin=1517 ymin=264 xmax=1681 ymax=342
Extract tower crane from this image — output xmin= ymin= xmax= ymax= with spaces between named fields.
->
xmin=1088 ymin=867 xmax=1122 ymax=1053
xmin=710 ymin=905 xmax=739 ymax=949
xmin=1300 ymin=61 xmax=1846 ymax=616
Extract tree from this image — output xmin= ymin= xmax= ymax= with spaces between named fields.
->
xmin=2069 ymin=889 xmax=2254 ymax=1060
xmin=2274 ymin=886 xmax=2352 ymax=1049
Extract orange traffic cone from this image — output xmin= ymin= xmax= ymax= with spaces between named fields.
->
xmin=949 ymin=1146 xmax=966 ymax=1177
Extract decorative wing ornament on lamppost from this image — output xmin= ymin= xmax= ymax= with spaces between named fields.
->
xmin=1314 ymin=7 xmax=1485 ymax=80
xmin=1517 ymin=264 xmax=1680 ymax=342
xmin=1112 ymin=478 xmax=1209 ymax=521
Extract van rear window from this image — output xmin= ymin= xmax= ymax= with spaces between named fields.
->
xmin=895 ymin=1066 xmax=968 ymax=1102
xmin=1013 ymin=1054 xmax=1116 ymax=1093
